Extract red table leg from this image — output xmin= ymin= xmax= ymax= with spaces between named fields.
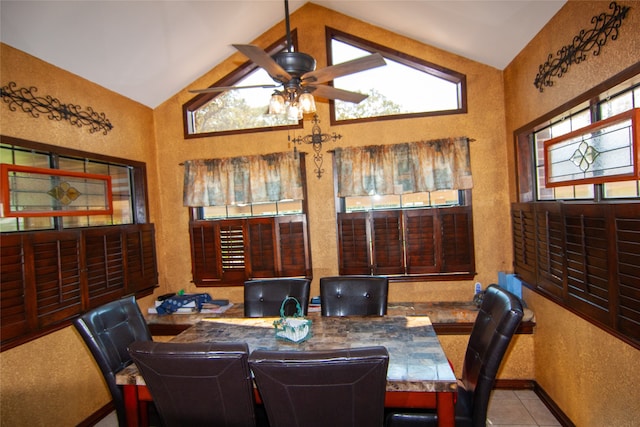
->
xmin=436 ymin=391 xmax=455 ymax=427
xmin=123 ymin=384 xmax=140 ymax=427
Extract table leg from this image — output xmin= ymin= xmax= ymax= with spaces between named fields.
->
xmin=436 ymin=391 xmax=455 ymax=427
xmin=123 ymin=384 xmax=140 ymax=427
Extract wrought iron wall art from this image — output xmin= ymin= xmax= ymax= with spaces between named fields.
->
xmin=0 ymin=82 xmax=113 ymax=134
xmin=290 ymin=114 xmax=342 ymax=178
xmin=534 ymin=2 xmax=630 ymax=92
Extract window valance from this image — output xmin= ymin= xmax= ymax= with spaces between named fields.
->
xmin=334 ymin=136 xmax=473 ymax=197
xmin=183 ymin=151 xmax=303 ymax=206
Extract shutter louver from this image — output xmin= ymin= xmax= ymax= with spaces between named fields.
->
xmin=277 ymin=215 xmax=309 ymax=277
xmin=190 ymin=221 xmax=220 ymax=282
xmin=512 ymin=203 xmax=537 ymax=284
xmin=31 ymin=232 xmax=82 ymax=327
xmin=404 ymin=209 xmax=438 ymax=274
xmin=85 ymin=228 xmax=125 ymax=307
xmin=535 ymin=203 xmax=565 ymax=300
xmin=219 ymin=220 xmax=246 ymax=282
xmin=564 ymin=205 xmax=610 ymax=324
xmin=440 ymin=207 xmax=474 ymax=273
xmin=0 ymin=234 xmax=28 ymax=342
xmin=371 ymin=211 xmax=404 ymax=275
xmin=614 ymin=204 xmax=640 ymax=341
xmin=248 ymin=219 xmax=276 ymax=278
xmin=125 ymin=224 xmax=159 ymax=293
xmin=338 ymin=213 xmax=370 ymax=275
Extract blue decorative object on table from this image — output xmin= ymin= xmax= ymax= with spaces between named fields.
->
xmin=156 ymin=293 xmax=213 ymax=315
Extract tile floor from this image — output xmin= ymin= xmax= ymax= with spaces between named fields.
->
xmin=95 ymin=389 xmax=562 ymax=427
xmin=487 ymin=389 xmax=561 ymax=426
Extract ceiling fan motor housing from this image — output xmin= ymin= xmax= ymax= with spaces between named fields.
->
xmin=272 ymin=51 xmax=316 ymax=79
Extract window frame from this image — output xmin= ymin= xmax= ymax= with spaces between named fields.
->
xmin=187 ymin=153 xmax=311 ymax=286
xmin=512 ymin=62 xmax=640 ymax=350
xmin=325 ymin=27 xmax=467 ymax=126
xmin=182 ymin=32 xmax=304 ymax=138
xmin=0 ymin=135 xmax=157 ymax=352
xmin=336 ymin=190 xmax=475 ymax=281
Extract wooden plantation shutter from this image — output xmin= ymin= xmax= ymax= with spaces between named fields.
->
xmin=404 ymin=209 xmax=438 ymax=274
xmin=338 ymin=212 xmax=370 ymax=275
xmin=337 ymin=206 xmax=474 ymax=277
xmin=511 ymin=203 xmax=537 ymax=285
xmin=276 ymin=214 xmax=310 ymax=277
xmin=249 ymin=218 xmax=276 ymax=278
xmin=534 ymin=203 xmax=565 ymax=300
xmin=440 ymin=206 xmax=475 ymax=273
xmin=0 ymin=234 xmax=28 ymax=343
xmin=124 ymin=224 xmax=159 ymax=294
xmin=614 ymin=204 xmax=640 ymax=341
xmin=84 ymin=227 xmax=125 ymax=307
xmin=190 ymin=216 xmax=310 ymax=285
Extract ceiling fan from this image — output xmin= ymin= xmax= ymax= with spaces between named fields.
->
xmin=190 ymin=0 xmax=386 ymax=119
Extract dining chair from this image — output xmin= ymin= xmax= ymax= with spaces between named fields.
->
xmin=244 ymin=278 xmax=311 ymax=317
xmin=385 ymin=284 xmax=524 ymax=427
xmin=73 ymin=295 xmax=153 ymax=427
xmin=129 ymin=341 xmax=259 ymax=427
xmin=249 ymin=346 xmax=389 ymax=427
xmin=320 ymin=275 xmax=388 ymax=316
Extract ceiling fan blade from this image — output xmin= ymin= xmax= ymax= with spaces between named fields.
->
xmin=301 ymin=53 xmax=386 ymax=84
xmin=232 ymin=44 xmax=292 ymax=82
xmin=189 ymin=84 xmax=280 ymax=94
xmin=309 ymin=85 xmax=368 ymax=104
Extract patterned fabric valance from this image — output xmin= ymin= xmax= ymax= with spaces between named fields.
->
xmin=334 ymin=136 xmax=473 ymax=197
xmin=183 ymin=151 xmax=303 ymax=206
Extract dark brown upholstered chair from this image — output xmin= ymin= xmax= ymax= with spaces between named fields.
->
xmin=244 ymin=278 xmax=311 ymax=317
xmin=129 ymin=341 xmax=258 ymax=427
xmin=320 ymin=275 xmax=388 ymax=316
xmin=385 ymin=285 xmax=524 ymax=427
xmin=249 ymin=346 xmax=389 ymax=427
xmin=73 ymin=295 xmax=152 ymax=427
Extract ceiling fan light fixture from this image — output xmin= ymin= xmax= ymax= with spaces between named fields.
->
xmin=298 ymin=91 xmax=316 ymax=114
xmin=286 ymin=103 xmax=302 ymax=121
xmin=269 ymin=91 xmax=286 ymax=115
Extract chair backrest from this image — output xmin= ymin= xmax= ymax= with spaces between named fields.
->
xmin=244 ymin=278 xmax=311 ymax=317
xmin=129 ymin=341 xmax=257 ymax=427
xmin=460 ymin=284 xmax=524 ymax=427
xmin=320 ymin=275 xmax=388 ymax=316
xmin=73 ymin=295 xmax=152 ymax=427
xmin=249 ymin=346 xmax=389 ymax=427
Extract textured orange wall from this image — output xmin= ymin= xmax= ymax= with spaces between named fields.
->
xmin=152 ymin=3 xmax=512 ymax=305
xmin=503 ymin=1 xmax=640 ymax=425
xmin=0 ymin=42 xmax=160 ymax=426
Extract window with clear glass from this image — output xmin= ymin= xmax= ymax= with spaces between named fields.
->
xmin=184 ymin=35 xmax=303 ymax=137
xmin=328 ymin=28 xmax=466 ymax=123
xmin=1 ymin=142 xmax=139 ymax=231
xmin=532 ymin=75 xmax=640 ymax=201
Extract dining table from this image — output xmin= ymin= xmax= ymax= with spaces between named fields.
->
xmin=116 ymin=311 xmax=458 ymax=427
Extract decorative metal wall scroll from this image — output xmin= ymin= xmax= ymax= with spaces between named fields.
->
xmin=534 ymin=2 xmax=630 ymax=92
xmin=290 ymin=114 xmax=342 ymax=178
xmin=0 ymin=82 xmax=113 ymax=134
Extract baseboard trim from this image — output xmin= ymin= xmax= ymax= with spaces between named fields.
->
xmin=494 ymin=379 xmax=575 ymax=427
xmin=78 ymin=402 xmax=114 ymax=427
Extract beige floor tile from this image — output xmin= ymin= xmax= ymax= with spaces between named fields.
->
xmin=520 ymin=398 xmax=561 ymax=426
xmin=514 ymin=389 xmax=539 ymax=400
xmin=487 ymin=398 xmax=538 ymax=425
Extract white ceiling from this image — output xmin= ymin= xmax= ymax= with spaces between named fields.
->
xmin=0 ymin=0 xmax=566 ymax=108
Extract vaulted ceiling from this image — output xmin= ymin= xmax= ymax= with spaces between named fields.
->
xmin=0 ymin=1 xmax=566 ymax=108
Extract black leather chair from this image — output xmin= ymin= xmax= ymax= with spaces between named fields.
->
xmin=73 ymin=295 xmax=152 ymax=427
xmin=386 ymin=284 xmax=524 ymax=427
xmin=244 ymin=278 xmax=311 ymax=317
xmin=320 ymin=275 xmax=388 ymax=316
xmin=129 ymin=341 xmax=258 ymax=427
xmin=249 ymin=346 xmax=389 ymax=427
